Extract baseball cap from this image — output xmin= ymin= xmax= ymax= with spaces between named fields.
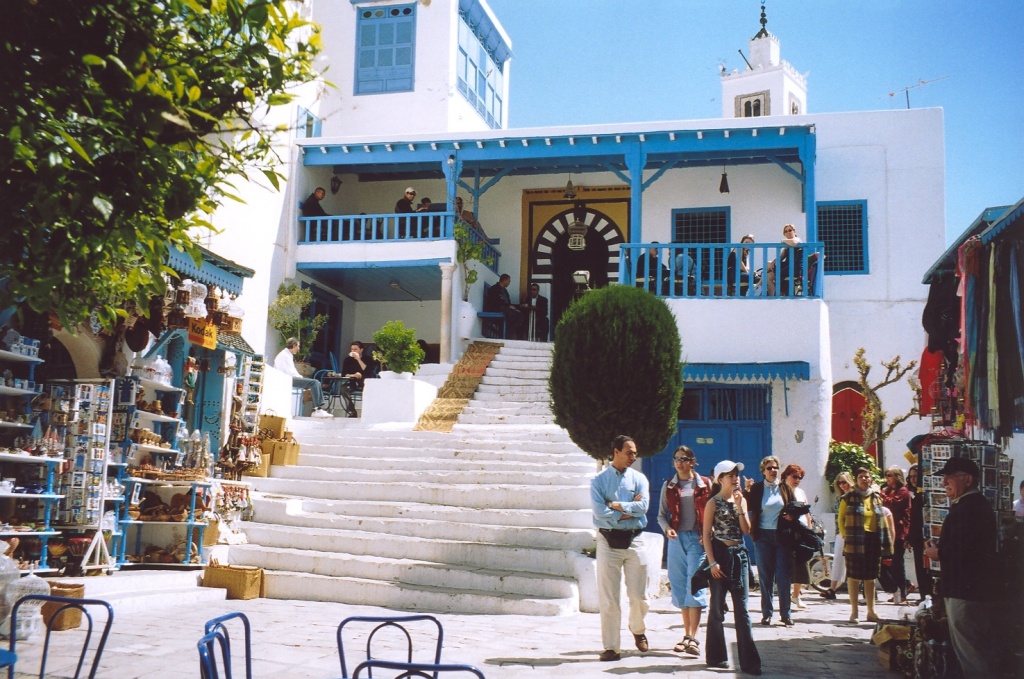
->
xmin=934 ymin=457 xmax=980 ymax=477
xmin=712 ymin=460 xmax=744 ymax=479
xmin=405 ymin=187 xmax=416 ymax=194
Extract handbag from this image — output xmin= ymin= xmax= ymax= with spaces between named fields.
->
xmin=690 ymin=555 xmax=712 ymax=595
xmin=598 ymin=528 xmax=641 ymax=550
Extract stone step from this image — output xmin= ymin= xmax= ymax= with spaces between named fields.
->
xmin=267 ymin=463 xmax=581 ymax=487
xmin=253 ymin=497 xmax=594 ymax=530
xmin=475 ymin=384 xmax=549 ymax=397
xmin=461 ymin=404 xmax=553 ymax=416
xmin=57 ymin=570 xmax=226 ymax=615
xmin=296 ymin=451 xmax=592 ymax=473
xmin=230 ymin=544 xmax=579 ymax=600
xmin=246 ymin=477 xmax=591 ymax=509
xmin=479 ymin=375 xmax=549 ymax=387
xmin=260 ymin=569 xmax=574 ymax=616
xmin=482 ymin=367 xmax=550 ymax=380
xmin=295 ymin=443 xmax=587 ymax=464
xmin=488 ymin=356 xmax=552 ymax=368
xmin=236 ymin=524 xmax=585 ymax=578
xmin=250 ymin=497 xmax=594 ymax=550
xmin=457 ymin=413 xmax=556 ymax=426
xmin=293 ymin=434 xmax=577 ymax=453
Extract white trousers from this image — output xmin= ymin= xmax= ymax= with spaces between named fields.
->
xmin=596 ymin=531 xmax=651 ymax=652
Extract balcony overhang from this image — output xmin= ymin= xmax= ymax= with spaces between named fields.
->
xmin=296 ymin=258 xmax=449 ymax=303
xmin=683 ymin=361 xmax=810 ymax=383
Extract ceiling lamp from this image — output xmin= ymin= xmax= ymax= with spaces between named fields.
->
xmin=567 ymin=201 xmax=588 ymax=252
xmin=719 ymin=168 xmax=730 ymax=194
xmin=563 ymin=178 xmax=577 ymax=200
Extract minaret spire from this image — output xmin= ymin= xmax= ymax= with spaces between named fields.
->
xmin=753 ymin=3 xmax=769 ymax=39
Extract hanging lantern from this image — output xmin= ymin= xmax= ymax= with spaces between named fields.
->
xmin=566 ymin=200 xmax=589 ymax=251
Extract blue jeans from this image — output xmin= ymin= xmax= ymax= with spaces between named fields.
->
xmin=291 ymin=377 xmax=324 ymax=409
xmin=754 ymin=529 xmax=792 ymax=620
xmin=706 ymin=540 xmax=761 ymax=673
xmin=667 ymin=530 xmax=708 ymax=609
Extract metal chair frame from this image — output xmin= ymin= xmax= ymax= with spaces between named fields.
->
xmin=198 ymin=611 xmax=253 ymax=679
xmin=8 ymin=594 xmax=114 ymax=679
xmin=338 ymin=614 xmax=443 ymax=679
xmin=353 ymin=659 xmax=485 ymax=678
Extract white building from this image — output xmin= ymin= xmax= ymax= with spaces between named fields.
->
xmin=205 ymin=0 xmax=943 ymax=520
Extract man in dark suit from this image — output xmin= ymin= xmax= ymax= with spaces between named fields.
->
xmin=484 ymin=273 xmax=525 ymax=339
xmin=520 ymin=282 xmax=549 ymax=342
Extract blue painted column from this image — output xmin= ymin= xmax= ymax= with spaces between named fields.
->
xmin=623 ymin=143 xmax=647 ymax=282
xmin=801 ymin=130 xmax=817 ymax=240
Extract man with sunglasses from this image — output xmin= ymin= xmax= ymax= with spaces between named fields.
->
xmin=658 ymin=446 xmax=711 ymax=656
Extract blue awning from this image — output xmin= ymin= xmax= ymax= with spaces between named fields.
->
xmin=683 ymin=361 xmax=811 ymax=382
xmin=164 ymin=245 xmax=253 ymax=296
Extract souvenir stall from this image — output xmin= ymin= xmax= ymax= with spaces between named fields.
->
xmin=901 ymin=199 xmax=1024 ymax=678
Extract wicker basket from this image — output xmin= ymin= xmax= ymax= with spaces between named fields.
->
xmin=202 ymin=561 xmax=264 ymax=600
xmin=42 ymin=582 xmax=85 ymax=631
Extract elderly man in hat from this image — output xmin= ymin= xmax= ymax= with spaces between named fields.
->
xmin=924 ymin=457 xmax=998 ymax=678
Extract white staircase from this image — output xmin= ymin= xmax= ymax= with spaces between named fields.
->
xmin=230 ymin=340 xmax=602 ymax=615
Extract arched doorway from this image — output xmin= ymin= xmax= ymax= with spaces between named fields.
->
xmin=832 ymin=381 xmax=878 ymax=459
xmin=530 ymin=206 xmax=624 ymax=329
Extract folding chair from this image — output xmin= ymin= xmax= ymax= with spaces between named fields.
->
xmin=338 ymin=614 xmax=443 ymax=679
xmin=353 ymin=659 xmax=486 ymax=678
xmin=8 ymin=594 xmax=114 ymax=679
xmin=198 ymin=611 xmax=253 ymax=679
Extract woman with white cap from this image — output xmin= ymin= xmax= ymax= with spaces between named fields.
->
xmin=702 ymin=460 xmax=762 ymax=675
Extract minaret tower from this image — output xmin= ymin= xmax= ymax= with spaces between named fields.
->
xmin=720 ymin=4 xmax=807 ymax=118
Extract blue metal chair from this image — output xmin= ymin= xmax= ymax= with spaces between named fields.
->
xmin=8 ymin=594 xmax=114 ymax=679
xmin=198 ymin=611 xmax=253 ymax=679
xmin=353 ymin=659 xmax=486 ymax=678
xmin=338 ymin=614 xmax=443 ymax=679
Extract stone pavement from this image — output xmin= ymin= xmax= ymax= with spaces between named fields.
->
xmin=12 ymin=585 xmax=903 ymax=678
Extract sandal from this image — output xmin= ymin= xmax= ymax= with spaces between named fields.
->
xmin=674 ymin=636 xmax=691 ymax=653
xmin=685 ymin=637 xmax=701 ymax=656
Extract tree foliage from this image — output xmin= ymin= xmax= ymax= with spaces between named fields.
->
xmin=550 ymin=286 xmax=683 ymax=461
xmin=0 ymin=0 xmax=320 ymax=330
xmin=372 ymin=320 xmax=425 ymax=375
xmin=267 ymin=282 xmax=326 ymax=362
xmin=853 ymin=347 xmax=920 ymax=455
xmin=824 ymin=440 xmax=882 ymax=489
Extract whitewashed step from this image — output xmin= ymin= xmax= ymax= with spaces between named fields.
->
xmin=461 ymin=403 xmax=552 ymax=415
xmin=237 ymin=524 xmax=584 ymax=578
xmin=292 ymin=430 xmax=570 ymax=447
xmin=482 ymin=367 xmax=551 ymax=380
xmin=250 ymin=498 xmax=594 ymax=550
xmin=479 ymin=375 xmax=549 ymax=387
xmin=255 ymin=497 xmax=595 ymax=530
xmin=475 ymin=384 xmax=549 ymax=397
xmin=261 ymin=570 xmax=574 ymax=616
xmin=469 ymin=391 xmax=552 ymax=405
xmin=230 ymin=545 xmax=579 ymax=599
xmin=297 ymin=452 xmax=591 ymax=473
xmin=268 ymin=464 xmax=580 ymax=487
xmin=296 ymin=442 xmax=587 ymax=463
xmin=58 ymin=571 xmax=226 ymax=615
xmin=457 ymin=413 xmax=555 ymax=425
xmin=246 ymin=477 xmax=591 ymax=509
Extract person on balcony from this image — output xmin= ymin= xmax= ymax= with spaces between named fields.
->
xmin=726 ymin=234 xmax=761 ymax=297
xmin=274 ymin=337 xmax=330 ymax=417
xmin=765 ymin=225 xmax=820 ymax=296
xmin=455 ymin=196 xmax=495 ymax=243
xmin=484 ymin=274 xmax=525 ymax=340
xmin=395 ymin=187 xmax=422 ymax=238
xmin=635 ymin=243 xmax=668 ymax=294
xmin=300 ymin=187 xmax=327 ymax=217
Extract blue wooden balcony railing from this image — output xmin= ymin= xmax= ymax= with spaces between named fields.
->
xmin=619 ymin=242 xmax=824 ymax=299
xmin=297 ymin=212 xmax=500 ymax=274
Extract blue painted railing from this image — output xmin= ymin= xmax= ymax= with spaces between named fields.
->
xmin=619 ymin=242 xmax=824 ymax=299
xmin=298 ymin=212 xmax=500 ymax=274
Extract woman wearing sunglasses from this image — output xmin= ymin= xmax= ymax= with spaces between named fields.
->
xmin=779 ymin=464 xmax=812 ymax=610
xmin=880 ymin=465 xmax=912 ymax=604
xmin=821 ymin=472 xmax=854 ymax=600
xmin=744 ymin=456 xmax=793 ymax=626
xmin=658 ymin=446 xmax=711 ymax=656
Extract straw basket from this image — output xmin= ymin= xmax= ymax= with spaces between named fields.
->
xmin=41 ymin=582 xmax=85 ymax=631
xmin=202 ymin=561 xmax=264 ymax=600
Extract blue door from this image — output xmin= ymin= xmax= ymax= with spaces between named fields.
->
xmin=643 ymin=384 xmax=771 ymax=533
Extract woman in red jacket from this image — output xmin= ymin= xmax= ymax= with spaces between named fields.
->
xmin=658 ymin=446 xmax=711 ymax=656
xmin=881 ymin=465 xmax=913 ymax=604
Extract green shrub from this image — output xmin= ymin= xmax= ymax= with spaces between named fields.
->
xmin=824 ymin=440 xmax=882 ymax=490
xmin=550 ymin=286 xmax=683 ymax=461
xmin=372 ymin=320 xmax=425 ymax=374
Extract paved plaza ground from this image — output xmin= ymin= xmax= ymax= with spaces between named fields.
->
xmin=13 ymin=585 xmax=904 ymax=678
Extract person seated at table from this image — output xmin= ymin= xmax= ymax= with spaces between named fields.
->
xmin=726 ymin=234 xmax=761 ymax=297
xmin=273 ymin=337 xmax=329 ymax=416
xmin=635 ymin=243 xmax=668 ymax=294
xmin=341 ymin=341 xmax=369 ymax=388
xmin=484 ymin=274 xmax=526 ymax=339
xmin=765 ymin=224 xmax=819 ymax=296
xmin=395 ymin=187 xmax=422 ymax=238
xmin=673 ymin=248 xmax=697 ymax=296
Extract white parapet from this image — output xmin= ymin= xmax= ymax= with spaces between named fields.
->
xmin=361 ymin=375 xmax=438 ymax=425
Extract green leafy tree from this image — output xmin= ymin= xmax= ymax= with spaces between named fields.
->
xmin=824 ymin=440 xmax=882 ymax=489
xmin=550 ymin=286 xmax=683 ymax=461
xmin=853 ymin=347 xmax=920 ymax=457
xmin=372 ymin=320 xmax=425 ymax=375
xmin=453 ymin=221 xmax=493 ymax=301
xmin=267 ymin=282 xmax=326 ymax=363
xmin=0 ymin=0 xmax=320 ymax=329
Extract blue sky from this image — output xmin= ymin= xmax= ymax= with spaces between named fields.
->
xmin=486 ymin=0 xmax=1024 ymax=244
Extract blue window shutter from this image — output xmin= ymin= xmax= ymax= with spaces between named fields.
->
xmin=355 ymin=6 xmax=416 ymax=95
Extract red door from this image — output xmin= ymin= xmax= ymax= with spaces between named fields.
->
xmin=832 ymin=387 xmax=877 ymax=459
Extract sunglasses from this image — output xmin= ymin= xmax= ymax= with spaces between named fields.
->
xmin=673 ymin=457 xmax=695 ymax=463
xmin=791 ymin=476 xmax=804 ymax=481
xmin=764 ymin=466 xmax=779 ymax=471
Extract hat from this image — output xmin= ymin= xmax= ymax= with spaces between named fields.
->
xmin=712 ymin=460 xmax=744 ymax=480
xmin=405 ymin=187 xmax=416 ymax=194
xmin=934 ymin=457 xmax=980 ymax=478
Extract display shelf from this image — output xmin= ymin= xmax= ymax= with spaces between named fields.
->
xmin=0 ymin=492 xmax=63 ymax=500
xmin=0 ymin=530 xmax=59 ymax=538
xmin=19 ymin=568 xmax=58 ymax=575
xmin=0 ymin=422 xmax=32 ymax=430
xmin=132 ymin=410 xmax=182 ymax=425
xmin=139 ymin=377 xmax=185 ymax=393
xmin=0 ymin=349 xmax=43 ymax=364
xmin=129 ymin=442 xmax=179 ymax=456
xmin=118 ymin=478 xmax=211 ymax=567
xmin=0 ymin=385 xmax=37 ymax=397
xmin=0 ymin=452 xmax=63 ymax=465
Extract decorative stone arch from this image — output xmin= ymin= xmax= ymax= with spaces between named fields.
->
xmin=528 ymin=206 xmax=625 ymax=329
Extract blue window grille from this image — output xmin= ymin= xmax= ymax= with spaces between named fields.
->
xmin=355 ymin=4 xmax=416 ymax=95
xmin=671 ymin=207 xmax=730 ymax=280
xmin=817 ymin=200 xmax=868 ymax=274
xmin=456 ymin=14 xmax=503 ymax=129
xmin=296 ymin=107 xmax=322 ymax=138
xmin=679 ymin=384 xmax=770 ymax=422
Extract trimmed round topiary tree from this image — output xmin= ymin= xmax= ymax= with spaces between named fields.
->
xmin=550 ymin=285 xmax=683 ymax=461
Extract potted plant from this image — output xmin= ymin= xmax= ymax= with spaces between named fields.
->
xmin=454 ymin=220 xmax=494 ymax=302
xmin=372 ymin=320 xmax=425 ymax=376
xmin=267 ymin=281 xmax=327 ymax=372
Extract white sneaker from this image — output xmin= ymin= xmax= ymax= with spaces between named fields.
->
xmin=311 ymin=408 xmax=333 ymax=419
xmin=792 ymin=595 xmax=806 ymax=610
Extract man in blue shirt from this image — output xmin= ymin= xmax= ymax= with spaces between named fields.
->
xmin=591 ymin=435 xmax=651 ymax=662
